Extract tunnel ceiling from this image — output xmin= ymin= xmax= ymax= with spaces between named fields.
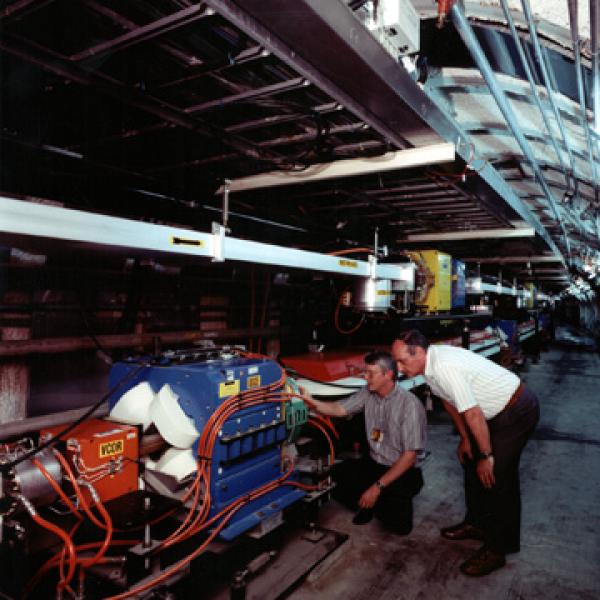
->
xmin=1 ymin=0 xmax=599 ymax=291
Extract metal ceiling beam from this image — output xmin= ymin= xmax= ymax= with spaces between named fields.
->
xmin=185 ymin=77 xmax=309 ymax=114
xmin=70 ymin=4 xmax=212 ymax=62
xmin=83 ymin=0 xmax=205 ymax=67
xmin=0 ymin=0 xmax=51 ymax=21
xmin=0 ymin=34 xmax=285 ymax=166
xmin=224 ymin=101 xmax=340 ymax=134
xmin=404 ymin=227 xmax=535 ymax=242
xmin=450 ymin=3 xmax=571 ymax=260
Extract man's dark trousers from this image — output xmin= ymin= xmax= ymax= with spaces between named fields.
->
xmin=332 ymin=454 xmax=423 ymax=534
xmin=463 ymin=387 xmax=540 ymax=553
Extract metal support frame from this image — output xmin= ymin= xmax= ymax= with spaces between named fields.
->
xmin=498 ymin=0 xmax=569 ymax=189
xmin=519 ymin=0 xmax=592 ymax=238
xmin=519 ymin=0 xmax=580 ymax=187
xmin=69 ymin=4 xmax=212 ymax=62
xmin=592 ymin=1 xmax=600 ymax=165
xmin=567 ymin=0 xmax=599 ymax=217
xmin=450 ymin=3 xmax=571 ymax=259
xmin=204 ymin=0 xmax=560 ymax=259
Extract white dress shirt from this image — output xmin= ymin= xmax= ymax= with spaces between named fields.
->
xmin=424 ymin=345 xmax=520 ymax=420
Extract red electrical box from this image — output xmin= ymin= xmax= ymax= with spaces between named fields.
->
xmin=40 ymin=419 xmax=139 ymax=503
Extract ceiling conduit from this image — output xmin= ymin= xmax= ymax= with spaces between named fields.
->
xmin=450 ymin=2 xmax=572 ymax=259
xmin=567 ymin=0 xmax=599 ymax=238
xmin=592 ymin=1 xmax=600 ymax=171
xmin=519 ymin=0 xmax=581 ymax=194
xmin=499 ymin=0 xmax=569 ymax=190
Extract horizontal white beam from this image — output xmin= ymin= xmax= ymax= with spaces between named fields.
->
xmin=215 ymin=142 xmax=455 ymax=193
xmin=405 ymin=227 xmax=535 ymax=242
xmin=462 ymin=256 xmax=563 ymax=263
xmin=0 ymin=196 xmax=414 ymax=282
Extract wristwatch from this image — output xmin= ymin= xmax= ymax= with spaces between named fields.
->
xmin=480 ymin=451 xmax=493 ymax=460
xmin=375 ymin=480 xmax=385 ymax=490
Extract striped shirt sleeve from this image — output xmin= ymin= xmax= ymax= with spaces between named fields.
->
xmin=338 ymin=387 xmax=367 ymax=416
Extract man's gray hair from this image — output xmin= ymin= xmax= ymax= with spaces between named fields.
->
xmin=365 ymin=351 xmax=398 ymax=380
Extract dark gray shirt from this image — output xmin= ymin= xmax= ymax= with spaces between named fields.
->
xmin=339 ymin=385 xmax=427 ymax=466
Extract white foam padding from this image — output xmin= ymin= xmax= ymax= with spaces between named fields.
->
xmin=108 ymin=381 xmax=154 ymax=431
xmin=155 ymin=447 xmax=197 ymax=482
xmin=149 ymin=383 xmax=199 ymax=449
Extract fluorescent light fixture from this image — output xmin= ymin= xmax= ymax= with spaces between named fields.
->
xmin=215 ymin=142 xmax=455 ymax=194
xmin=405 ymin=227 xmax=535 ymax=242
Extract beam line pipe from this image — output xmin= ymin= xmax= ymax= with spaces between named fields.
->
xmin=519 ymin=0 xmax=580 ymax=189
xmin=567 ymin=0 xmax=599 ymax=212
xmin=499 ymin=0 xmax=569 ymax=188
xmin=450 ymin=3 xmax=571 ymax=258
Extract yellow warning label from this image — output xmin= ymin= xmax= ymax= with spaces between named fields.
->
xmin=171 ymin=236 xmax=204 ymax=247
xmin=377 ymin=290 xmax=391 ymax=296
xmin=99 ymin=439 xmax=124 ymax=459
xmin=219 ymin=380 xmax=240 ymax=398
xmin=247 ymin=375 xmax=261 ymax=389
xmin=338 ymin=259 xmax=358 ymax=268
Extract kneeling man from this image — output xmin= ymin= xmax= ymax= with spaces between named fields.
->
xmin=301 ymin=351 xmax=426 ymax=534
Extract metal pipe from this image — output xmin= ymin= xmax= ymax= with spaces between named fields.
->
xmin=498 ymin=0 xmax=569 ymax=188
xmin=519 ymin=0 xmax=580 ymax=190
xmin=450 ymin=3 xmax=571 ymax=258
xmin=567 ymin=0 xmax=599 ymax=212
xmin=0 ymin=325 xmax=289 ymax=358
xmin=0 ymin=404 xmax=109 ymax=439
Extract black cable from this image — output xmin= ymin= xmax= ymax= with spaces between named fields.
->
xmin=0 ymin=362 xmax=149 ymax=473
xmin=79 ymin=306 xmax=114 ymax=364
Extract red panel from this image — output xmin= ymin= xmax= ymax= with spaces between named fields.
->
xmin=282 ymin=350 xmax=368 ymax=381
xmin=40 ymin=419 xmax=138 ymax=503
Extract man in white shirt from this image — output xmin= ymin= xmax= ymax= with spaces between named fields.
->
xmin=301 ymin=351 xmax=426 ymax=534
xmin=392 ymin=329 xmax=539 ymax=576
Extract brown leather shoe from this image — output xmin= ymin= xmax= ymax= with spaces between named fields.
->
xmin=460 ymin=546 xmax=506 ymax=576
xmin=441 ymin=522 xmax=485 ymax=541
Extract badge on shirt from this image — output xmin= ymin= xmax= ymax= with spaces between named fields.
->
xmin=370 ymin=428 xmax=384 ymax=443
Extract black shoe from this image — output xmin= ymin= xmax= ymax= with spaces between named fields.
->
xmin=352 ymin=509 xmax=374 ymax=525
xmin=460 ymin=545 xmax=506 ymax=576
xmin=441 ymin=521 xmax=485 ymax=541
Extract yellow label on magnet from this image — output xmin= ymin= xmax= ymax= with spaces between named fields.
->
xmin=99 ymin=439 xmax=124 ymax=459
xmin=247 ymin=375 xmax=261 ymax=389
xmin=377 ymin=290 xmax=391 ymax=296
xmin=219 ymin=380 xmax=240 ymax=397
xmin=338 ymin=259 xmax=358 ymax=268
xmin=171 ymin=236 xmax=204 ymax=247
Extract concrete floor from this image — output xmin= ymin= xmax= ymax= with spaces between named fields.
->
xmin=289 ymin=346 xmax=600 ymax=600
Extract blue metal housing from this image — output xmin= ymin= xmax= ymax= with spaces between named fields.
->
xmin=451 ymin=259 xmax=466 ymax=309
xmin=109 ymin=353 xmax=305 ymax=540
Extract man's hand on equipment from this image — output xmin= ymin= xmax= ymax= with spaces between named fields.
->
xmin=457 ymin=437 xmax=473 ymax=464
xmin=476 ymin=456 xmax=495 ymax=488
xmin=298 ymin=385 xmax=318 ymax=409
xmin=358 ymin=485 xmax=381 ymax=509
